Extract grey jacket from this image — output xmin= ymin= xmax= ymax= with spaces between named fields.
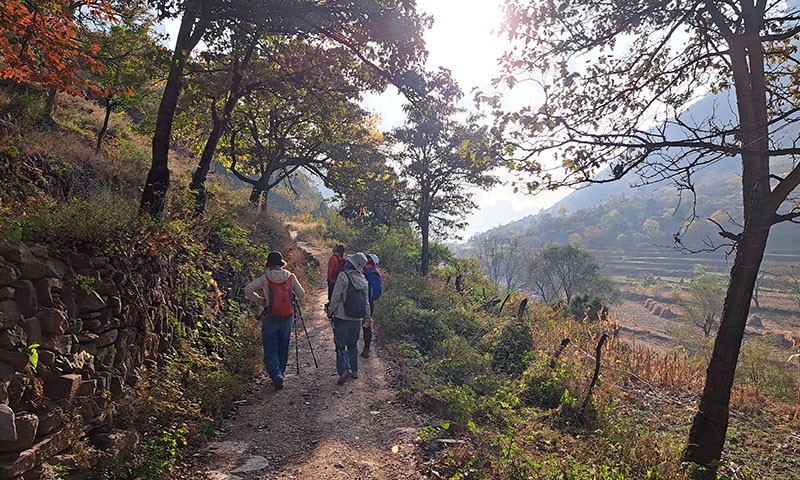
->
xmin=329 ymin=269 xmax=371 ymax=321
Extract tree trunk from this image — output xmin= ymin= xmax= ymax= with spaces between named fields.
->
xmin=43 ymin=87 xmax=57 ymax=120
xmin=419 ymin=213 xmax=430 ymax=276
xmin=683 ymin=26 xmax=774 ymax=478
xmin=140 ymin=2 xmax=205 ymax=217
xmin=249 ymin=185 xmax=263 ymax=206
xmin=683 ymin=224 xmax=770 ymax=478
xmin=190 ymin=114 xmax=223 ymax=215
xmin=96 ymin=99 xmax=113 ymax=153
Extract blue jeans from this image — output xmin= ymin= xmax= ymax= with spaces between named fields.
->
xmin=332 ymin=318 xmax=361 ymax=375
xmin=262 ymin=316 xmax=294 ymax=384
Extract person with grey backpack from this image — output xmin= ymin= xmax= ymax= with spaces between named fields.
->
xmin=326 ymin=252 xmax=371 ymax=385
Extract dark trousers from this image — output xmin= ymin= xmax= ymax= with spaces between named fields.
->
xmin=327 ymin=280 xmax=335 ymax=301
xmin=363 ymin=298 xmax=375 ymax=350
xmin=332 ymin=318 xmax=361 ymax=374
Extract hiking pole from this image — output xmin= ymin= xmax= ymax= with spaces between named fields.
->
xmin=293 ymin=298 xmax=318 ymax=368
xmin=329 ymin=317 xmax=352 ymax=374
xmin=294 ymin=312 xmax=300 ymax=375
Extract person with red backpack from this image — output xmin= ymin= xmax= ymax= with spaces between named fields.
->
xmin=361 ymin=253 xmax=383 ymax=358
xmin=245 ymin=251 xmax=305 ymax=391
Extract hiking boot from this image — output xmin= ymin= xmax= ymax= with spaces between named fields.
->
xmin=360 ymin=348 xmax=370 ymax=358
xmin=337 ymin=371 xmax=352 ymax=385
xmin=273 ymin=378 xmax=284 ymax=391
xmin=351 ymin=372 xmax=359 ymax=379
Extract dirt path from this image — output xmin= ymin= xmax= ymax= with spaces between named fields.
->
xmin=180 ymin=246 xmax=429 ymax=480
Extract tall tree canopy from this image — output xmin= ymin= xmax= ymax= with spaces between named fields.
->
xmin=393 ymin=69 xmax=502 ymax=275
xmin=140 ymin=0 xmax=431 ymax=217
xmin=496 ymin=0 xmax=800 ymax=477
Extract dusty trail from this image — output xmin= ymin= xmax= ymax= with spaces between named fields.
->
xmin=181 ymin=244 xmax=429 ymax=480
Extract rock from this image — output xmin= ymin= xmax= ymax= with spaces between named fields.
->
xmin=0 ymin=361 xmax=14 ymax=382
xmin=81 ymin=319 xmax=101 ymax=333
xmin=38 ymin=309 xmax=67 ymax=336
xmin=76 ymin=380 xmax=96 ymax=397
xmin=40 ymin=372 xmax=81 ymax=402
xmin=0 ymin=411 xmax=39 ymax=453
xmin=28 ymin=245 xmax=48 ymax=259
xmin=748 ymin=315 xmax=764 ymax=328
xmin=37 ymin=350 xmax=55 ymax=369
xmin=0 ymin=287 xmax=13 ymax=300
xmin=0 ymin=241 xmax=34 ymax=263
xmin=38 ymin=335 xmax=72 ymax=355
xmin=64 ymin=318 xmax=83 ymax=335
xmin=0 ymin=266 xmax=18 ymax=287
xmin=6 ymin=373 xmax=30 ymax=405
xmin=107 ymin=297 xmax=122 ymax=316
xmin=75 ymin=333 xmax=98 ymax=344
xmin=31 ymin=278 xmax=55 ymax=307
xmin=0 ymin=429 xmax=70 ymax=479
xmin=0 ymin=405 xmax=15 ymax=443
xmin=13 ymin=280 xmax=38 ymax=317
xmin=109 ymin=376 xmax=123 ymax=400
xmin=0 ymin=351 xmax=30 ymax=372
xmin=207 ymin=472 xmax=244 ymax=480
xmin=17 ymin=260 xmax=60 ymax=281
xmin=76 ymin=293 xmax=105 ymax=314
xmin=0 ymin=329 xmax=19 ymax=350
xmin=0 ymin=300 xmax=23 ymax=330
xmin=21 ymin=317 xmax=42 ymax=344
xmin=230 ymin=456 xmax=270 ymax=473
xmin=95 ymin=329 xmax=118 ymax=348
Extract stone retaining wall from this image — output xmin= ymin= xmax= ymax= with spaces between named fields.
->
xmin=0 ymin=240 xmax=175 ymax=479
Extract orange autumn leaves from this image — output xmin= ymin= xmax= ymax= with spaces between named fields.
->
xmin=0 ymin=0 xmax=116 ymax=96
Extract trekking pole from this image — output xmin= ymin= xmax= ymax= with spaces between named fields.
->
xmin=294 ymin=312 xmax=300 ymax=375
xmin=293 ymin=298 xmax=318 ymax=368
xmin=329 ymin=316 xmax=352 ymax=373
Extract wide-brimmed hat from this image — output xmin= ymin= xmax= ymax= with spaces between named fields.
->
xmin=347 ymin=252 xmax=368 ymax=271
xmin=368 ymin=253 xmax=380 ymax=265
xmin=266 ymin=251 xmax=287 ymax=268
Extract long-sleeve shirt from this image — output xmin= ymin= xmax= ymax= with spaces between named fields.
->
xmin=244 ymin=268 xmax=305 ymax=309
xmin=328 ymin=268 xmax=370 ymax=321
xmin=327 ymin=255 xmax=345 ymax=284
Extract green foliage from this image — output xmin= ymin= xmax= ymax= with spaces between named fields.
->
xmin=490 ymin=319 xmax=534 ymax=376
xmin=567 ymin=293 xmax=609 ymax=323
xmin=518 ymin=364 xmax=572 ymax=410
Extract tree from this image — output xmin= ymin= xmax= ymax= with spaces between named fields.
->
xmin=524 ymin=243 xmax=611 ymax=305
xmin=85 ymin=15 xmax=168 ymax=152
xmin=0 ymin=0 xmax=111 ymax=116
xmin=676 ymin=273 xmax=727 ymax=337
xmin=496 ymin=1 xmax=800 ymax=476
xmin=392 ymin=70 xmax=502 ymax=275
xmin=140 ymin=0 xmax=431 ymax=217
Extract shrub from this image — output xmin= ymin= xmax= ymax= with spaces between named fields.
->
xmin=490 ymin=318 xmax=535 ymax=376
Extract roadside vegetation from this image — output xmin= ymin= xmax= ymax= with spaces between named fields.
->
xmin=328 ymin=216 xmax=800 ymax=480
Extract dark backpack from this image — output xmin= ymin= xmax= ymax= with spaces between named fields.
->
xmin=343 ymin=271 xmax=367 ymax=318
xmin=266 ymin=274 xmax=294 ymax=318
xmin=365 ymin=268 xmax=382 ymax=301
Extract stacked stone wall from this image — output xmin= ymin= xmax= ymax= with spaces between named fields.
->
xmin=0 ymin=241 xmax=175 ymax=479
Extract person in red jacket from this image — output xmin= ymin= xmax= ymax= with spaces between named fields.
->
xmin=327 ymin=244 xmax=346 ymax=300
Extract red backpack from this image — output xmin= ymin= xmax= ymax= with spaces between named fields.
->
xmin=266 ymin=274 xmax=294 ymax=317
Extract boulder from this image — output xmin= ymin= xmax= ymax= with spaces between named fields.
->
xmin=96 ymin=329 xmax=118 ymax=348
xmin=38 ymin=335 xmax=72 ymax=355
xmin=36 ymin=350 xmax=55 ymax=369
xmin=0 ymin=241 xmax=34 ymax=263
xmin=0 ymin=266 xmax=18 ymax=287
xmin=40 ymin=372 xmax=81 ymax=402
xmin=28 ymin=244 xmax=48 ymax=259
xmin=0 ymin=429 xmax=70 ymax=479
xmin=0 ymin=329 xmax=19 ymax=350
xmin=0 ymin=404 xmax=15 ymax=443
xmin=64 ymin=318 xmax=83 ymax=335
xmin=31 ymin=278 xmax=55 ymax=307
xmin=76 ymin=292 xmax=105 ymax=314
xmin=0 ymin=300 xmax=23 ymax=330
xmin=17 ymin=260 xmax=60 ymax=281
xmin=0 ymin=287 xmax=13 ymax=301
xmin=21 ymin=318 xmax=42 ymax=344
xmin=0 ymin=412 xmax=38 ymax=453
xmin=37 ymin=309 xmax=67 ymax=337
xmin=13 ymin=281 xmax=38 ymax=317
xmin=0 ymin=351 xmax=30 ymax=372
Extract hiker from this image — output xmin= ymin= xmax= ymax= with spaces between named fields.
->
xmin=327 ymin=252 xmax=370 ymax=384
xmin=244 ymin=251 xmax=305 ymax=391
xmin=361 ymin=253 xmax=383 ymax=358
xmin=326 ymin=244 xmax=346 ymax=301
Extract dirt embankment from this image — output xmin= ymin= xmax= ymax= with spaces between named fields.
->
xmin=178 ymin=245 xmax=431 ymax=480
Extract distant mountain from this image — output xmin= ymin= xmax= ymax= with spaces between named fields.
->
xmin=462 ymin=92 xmax=800 ymax=276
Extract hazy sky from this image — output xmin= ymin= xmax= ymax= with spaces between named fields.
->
xmin=361 ymin=0 xmax=570 ymax=239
